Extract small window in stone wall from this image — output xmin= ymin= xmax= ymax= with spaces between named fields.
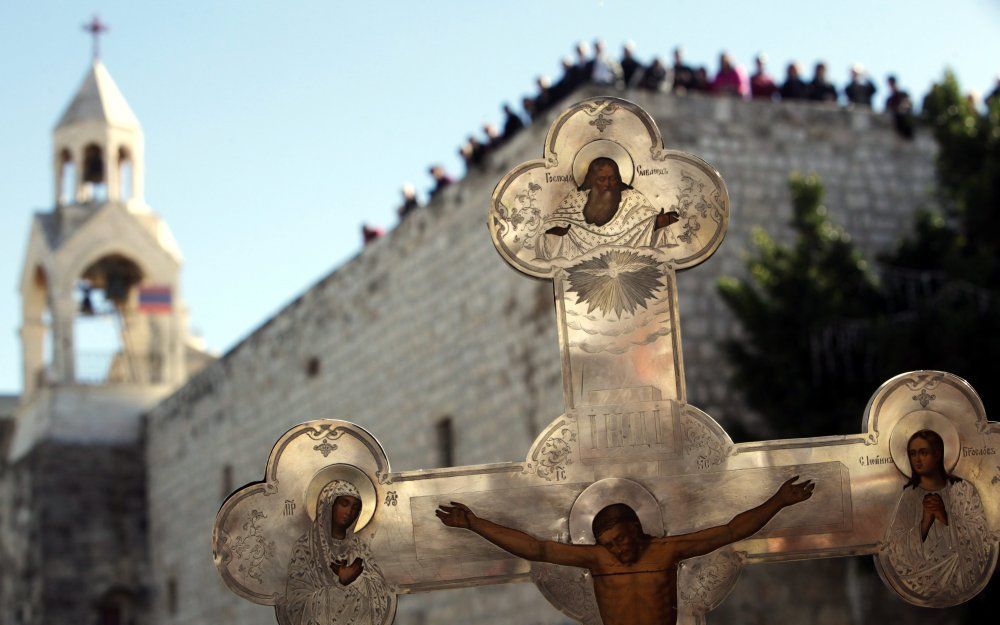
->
xmin=222 ymin=464 xmax=234 ymax=500
xmin=435 ymin=417 xmax=455 ymax=467
xmin=167 ymin=577 xmax=178 ymax=615
xmin=305 ymin=356 xmax=321 ymax=378
xmin=98 ymin=603 xmax=121 ymax=625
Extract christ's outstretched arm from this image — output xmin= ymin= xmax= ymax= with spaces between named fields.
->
xmin=670 ymin=476 xmax=815 ymax=560
xmin=436 ymin=502 xmax=599 ymax=568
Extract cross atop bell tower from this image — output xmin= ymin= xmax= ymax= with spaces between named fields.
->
xmin=82 ymin=14 xmax=109 ymax=60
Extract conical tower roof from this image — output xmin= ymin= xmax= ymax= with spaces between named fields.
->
xmin=55 ymin=60 xmax=140 ymax=130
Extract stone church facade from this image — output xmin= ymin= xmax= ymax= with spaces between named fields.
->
xmin=3 ymin=60 xmax=952 ymax=625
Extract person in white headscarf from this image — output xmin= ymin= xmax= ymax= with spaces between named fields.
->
xmin=280 ymin=480 xmax=391 ymax=625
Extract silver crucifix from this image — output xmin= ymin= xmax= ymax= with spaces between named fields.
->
xmin=212 ymin=98 xmax=998 ymax=625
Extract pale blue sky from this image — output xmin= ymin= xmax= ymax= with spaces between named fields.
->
xmin=2 ymin=1 xmax=998 ymax=393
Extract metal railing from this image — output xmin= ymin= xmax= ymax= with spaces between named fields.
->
xmin=73 ymin=350 xmax=165 ymax=385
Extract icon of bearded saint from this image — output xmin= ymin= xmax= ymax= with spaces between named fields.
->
xmin=535 ymin=157 xmax=678 ymax=261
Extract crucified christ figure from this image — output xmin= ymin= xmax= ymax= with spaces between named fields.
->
xmin=436 ymin=476 xmax=815 ymax=625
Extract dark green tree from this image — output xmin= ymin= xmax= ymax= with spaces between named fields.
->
xmin=879 ymin=70 xmax=1000 ymax=410
xmin=718 ymin=69 xmax=999 ymax=622
xmin=717 ymin=174 xmax=886 ymax=438
xmin=719 ymin=70 xmax=1000 ymax=437
xmin=916 ymin=70 xmax=1000 ymax=284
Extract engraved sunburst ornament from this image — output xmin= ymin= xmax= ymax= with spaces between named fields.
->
xmin=567 ymin=250 xmax=665 ymax=317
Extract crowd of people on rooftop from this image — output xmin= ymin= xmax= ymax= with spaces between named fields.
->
xmin=363 ymin=40 xmax=1000 ymax=244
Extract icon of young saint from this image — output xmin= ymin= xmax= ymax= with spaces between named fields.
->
xmin=280 ymin=480 xmax=391 ymax=625
xmin=536 ymin=157 xmax=679 ymax=261
xmin=882 ymin=429 xmax=991 ymax=602
xmin=436 ymin=476 xmax=814 ymax=625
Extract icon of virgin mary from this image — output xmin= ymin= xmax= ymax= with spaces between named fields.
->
xmin=279 ymin=480 xmax=391 ymax=625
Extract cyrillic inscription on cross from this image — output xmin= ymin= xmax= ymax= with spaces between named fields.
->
xmin=212 ymin=98 xmax=999 ymax=625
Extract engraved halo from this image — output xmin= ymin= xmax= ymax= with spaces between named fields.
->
xmin=569 ymin=478 xmax=664 ymax=544
xmin=888 ymin=410 xmax=961 ymax=477
xmin=572 ymin=139 xmax=635 ymax=188
xmin=305 ymin=463 xmax=377 ymax=530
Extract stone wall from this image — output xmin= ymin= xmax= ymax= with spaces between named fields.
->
xmin=144 ymin=88 xmax=939 ymax=625
xmin=0 ymin=396 xmax=18 ymax=625
xmin=0 ymin=441 xmax=149 ymax=625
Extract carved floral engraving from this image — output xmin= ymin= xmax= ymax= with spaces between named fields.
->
xmin=536 ymin=427 xmax=576 ymax=482
xmin=682 ymin=414 xmax=728 ymax=469
xmin=670 ymin=172 xmax=720 ymax=245
xmin=678 ymin=548 xmax=743 ymax=615
xmin=913 ymin=388 xmax=936 ymax=408
xmin=494 ymin=181 xmax=542 ymax=246
xmin=314 ymin=439 xmax=338 ymax=457
xmin=530 ymin=561 xmax=602 ymax=625
xmin=589 ymin=114 xmax=613 ymax=133
xmin=230 ymin=509 xmax=277 ymax=584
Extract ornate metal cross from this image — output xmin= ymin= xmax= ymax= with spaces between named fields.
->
xmin=213 ymin=98 xmax=999 ymax=625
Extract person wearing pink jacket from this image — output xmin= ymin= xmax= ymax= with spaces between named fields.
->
xmin=711 ymin=52 xmax=750 ymax=100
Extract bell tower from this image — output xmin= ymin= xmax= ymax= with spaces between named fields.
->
xmin=18 ymin=55 xmax=192 ymax=404
xmin=1 ymin=21 xmax=212 ymax=625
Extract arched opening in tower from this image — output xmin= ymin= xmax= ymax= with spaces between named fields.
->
xmin=74 ymin=254 xmax=148 ymax=384
xmin=82 ymin=143 xmax=107 ymax=202
xmin=117 ymin=146 xmax=133 ymax=201
xmin=24 ymin=265 xmax=53 ymax=389
xmin=58 ymin=148 xmax=75 ymax=205
xmin=35 ymin=268 xmax=53 ymax=376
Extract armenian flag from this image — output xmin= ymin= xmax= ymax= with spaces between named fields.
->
xmin=138 ymin=285 xmax=172 ymax=313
